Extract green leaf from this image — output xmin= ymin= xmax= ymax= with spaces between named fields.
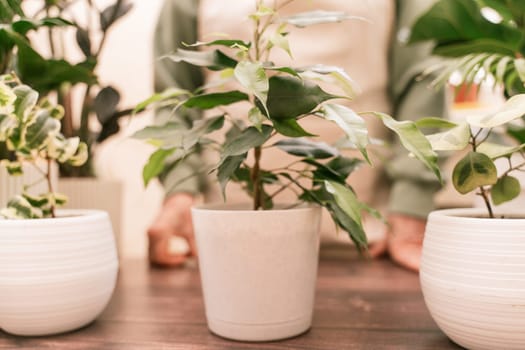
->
xmin=515 ymin=58 xmax=525 ymax=84
xmin=248 ymin=107 xmax=266 ymax=131
xmin=164 ymin=48 xmax=237 ymax=71
xmin=222 ymin=125 xmax=273 ymax=158
xmin=133 ymin=88 xmax=188 ymax=114
xmin=0 ymin=81 xmax=16 ymax=108
xmin=303 ymin=158 xmax=352 ymax=184
xmin=323 ymin=104 xmax=370 ymax=163
xmin=467 ymin=94 xmax=525 ymax=128
xmin=275 ymin=138 xmax=338 ymax=159
xmin=143 ymin=148 xmax=176 ymax=186
xmin=94 ymin=86 xmax=120 ymax=124
xmin=184 ymin=39 xmax=251 ymax=48
xmin=282 ymin=11 xmax=366 ymax=27
xmin=324 ymin=180 xmax=367 ymax=250
xmin=414 ymin=117 xmax=458 ymax=129
xmin=272 ymin=118 xmax=315 ymax=137
xmin=183 ymin=91 xmax=248 ymax=109
xmin=218 ymin=154 xmax=246 ymax=198
xmin=234 ymin=61 xmax=269 ymax=112
xmin=491 ymin=175 xmax=521 ymax=205
xmin=265 ymin=76 xmax=337 ymax=119
xmin=426 ymin=122 xmax=471 ymax=151
xmin=25 ymin=110 xmax=61 ymax=149
xmin=433 ymin=38 xmax=517 ymax=57
xmin=452 ymin=151 xmax=497 ymax=194
xmin=371 ymin=112 xmax=442 ymax=183
xmin=409 ymin=0 xmax=522 ymax=53
xmin=100 ymin=1 xmax=133 ymax=31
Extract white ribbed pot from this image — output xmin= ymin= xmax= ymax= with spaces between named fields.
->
xmin=192 ymin=204 xmax=321 ymax=342
xmin=421 ymin=208 xmax=525 ymax=350
xmin=0 ymin=210 xmax=118 ymax=336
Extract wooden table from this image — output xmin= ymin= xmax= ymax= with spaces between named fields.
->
xmin=0 ymin=250 xmax=461 ymax=349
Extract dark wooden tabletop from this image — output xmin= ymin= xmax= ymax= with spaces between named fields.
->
xmin=0 ymin=249 xmax=461 ymax=350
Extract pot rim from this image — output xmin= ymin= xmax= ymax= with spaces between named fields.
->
xmin=192 ymin=202 xmax=319 ymax=213
xmin=429 ymin=207 xmax=525 ymax=222
xmin=0 ymin=209 xmax=108 ymax=227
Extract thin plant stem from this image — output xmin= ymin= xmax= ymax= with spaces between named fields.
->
xmin=46 ymin=157 xmax=56 ymax=218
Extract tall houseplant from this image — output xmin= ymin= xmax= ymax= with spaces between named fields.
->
xmin=0 ymin=0 xmax=134 ymax=246
xmin=136 ymin=0 xmax=439 ymax=341
xmin=0 ymin=74 xmax=118 ymax=336
xmin=410 ymin=1 xmax=525 ymax=349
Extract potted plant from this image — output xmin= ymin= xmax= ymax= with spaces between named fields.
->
xmin=0 ymin=74 xmax=118 ymax=336
xmin=409 ymin=1 xmax=525 ymax=349
xmin=136 ymin=0 xmax=439 ymax=342
xmin=0 ymin=0 xmax=134 ymax=249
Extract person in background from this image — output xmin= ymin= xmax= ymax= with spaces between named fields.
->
xmin=147 ymin=0 xmax=447 ymax=272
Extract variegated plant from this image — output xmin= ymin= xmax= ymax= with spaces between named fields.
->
xmin=135 ymin=0 xmax=439 ymax=250
xmin=410 ymin=0 xmax=525 ymax=218
xmin=0 ymin=74 xmax=87 ymax=219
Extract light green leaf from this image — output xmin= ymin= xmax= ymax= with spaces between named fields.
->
xmin=270 ymin=30 xmax=292 ymax=58
xmin=477 ymin=142 xmax=525 ymax=159
xmin=248 ymin=107 xmax=266 ymax=131
xmin=272 ymin=118 xmax=315 ymax=137
xmin=452 ymin=151 xmax=497 ymax=194
xmin=491 ymin=175 xmax=521 ymax=205
xmin=234 ymin=61 xmax=269 ymax=113
xmin=414 ymin=117 xmax=458 ymax=129
xmin=13 ymin=84 xmax=38 ymax=122
xmin=515 ymin=58 xmax=525 ymax=83
xmin=0 ymin=81 xmax=16 ymax=109
xmin=324 ymin=180 xmax=362 ymax=227
xmin=275 ymin=138 xmax=339 ymax=159
xmin=298 ymin=65 xmax=361 ymax=98
xmin=323 ymin=104 xmax=370 ymax=163
xmin=163 ymin=48 xmax=237 ymax=71
xmin=0 ymin=159 xmax=22 ymax=176
xmin=371 ymin=112 xmax=442 ymax=183
xmin=143 ymin=148 xmax=176 ymax=187
xmin=467 ymin=94 xmax=525 ymax=128
xmin=282 ymin=11 xmax=367 ymax=27
xmin=426 ymin=122 xmax=470 ymax=151
xmin=133 ymin=88 xmax=188 ymax=114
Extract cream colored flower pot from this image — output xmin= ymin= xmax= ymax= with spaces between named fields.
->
xmin=421 ymin=208 xmax=525 ymax=350
xmin=0 ymin=210 xmax=118 ymax=336
xmin=192 ymin=204 xmax=321 ymax=342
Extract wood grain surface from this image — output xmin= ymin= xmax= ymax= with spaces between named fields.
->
xmin=0 ymin=248 xmax=461 ymax=349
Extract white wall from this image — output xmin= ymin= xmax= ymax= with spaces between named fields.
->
xmin=94 ymin=0 xmax=165 ymax=258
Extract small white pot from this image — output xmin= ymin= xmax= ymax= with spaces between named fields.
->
xmin=0 ymin=210 xmax=118 ymax=336
xmin=421 ymin=208 xmax=525 ymax=350
xmin=192 ymin=204 xmax=321 ymax=342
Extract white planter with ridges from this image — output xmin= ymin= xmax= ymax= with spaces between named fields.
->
xmin=192 ymin=204 xmax=321 ymax=342
xmin=0 ymin=210 xmax=118 ymax=336
xmin=421 ymin=208 xmax=525 ymax=350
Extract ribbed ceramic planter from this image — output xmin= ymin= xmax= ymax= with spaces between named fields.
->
xmin=192 ymin=204 xmax=321 ymax=342
xmin=0 ymin=210 xmax=118 ymax=336
xmin=421 ymin=208 xmax=525 ymax=350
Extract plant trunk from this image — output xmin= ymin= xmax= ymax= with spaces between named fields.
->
xmin=251 ymin=146 xmax=262 ymax=210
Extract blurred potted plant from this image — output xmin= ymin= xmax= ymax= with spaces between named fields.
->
xmin=136 ymin=0 xmax=439 ymax=342
xmin=0 ymin=0 xmax=134 ymax=250
xmin=0 ymin=74 xmax=118 ymax=336
xmin=410 ymin=1 xmax=525 ymax=348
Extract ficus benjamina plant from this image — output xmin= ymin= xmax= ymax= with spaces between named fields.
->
xmin=410 ymin=0 xmax=525 ymax=218
xmin=0 ymin=74 xmax=87 ymax=219
xmin=134 ymin=0 xmax=440 ymax=251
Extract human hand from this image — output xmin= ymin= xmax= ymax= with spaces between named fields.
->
xmin=147 ymin=193 xmax=197 ymax=267
xmin=386 ymin=214 xmax=426 ymax=272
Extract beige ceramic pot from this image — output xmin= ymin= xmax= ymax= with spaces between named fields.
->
xmin=421 ymin=208 xmax=525 ymax=350
xmin=192 ymin=203 xmax=321 ymax=341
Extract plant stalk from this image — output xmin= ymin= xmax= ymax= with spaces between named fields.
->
xmin=252 ymin=146 xmax=262 ymax=210
xmin=46 ymin=158 xmax=56 ymax=218
xmin=478 ymin=186 xmax=494 ymax=218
